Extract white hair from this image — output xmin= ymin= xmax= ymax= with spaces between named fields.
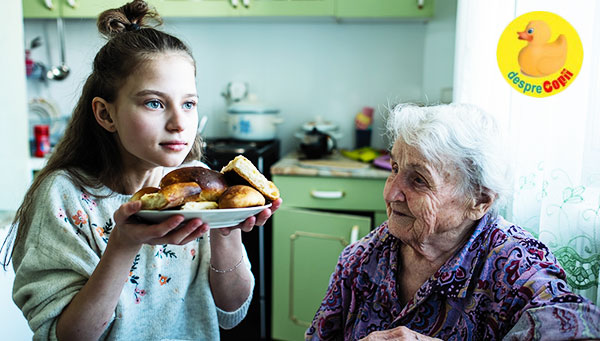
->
xmin=385 ymin=103 xmax=511 ymax=217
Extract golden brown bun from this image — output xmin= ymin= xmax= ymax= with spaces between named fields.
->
xmin=218 ymin=185 xmax=266 ymax=209
xmin=130 ymin=187 xmax=159 ymax=202
xmin=139 ymin=182 xmax=202 ymax=210
xmin=160 ymin=167 xmax=228 ymax=202
xmin=220 ymin=155 xmax=280 ymax=201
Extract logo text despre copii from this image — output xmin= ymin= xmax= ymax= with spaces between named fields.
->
xmin=507 ymin=68 xmax=574 ymax=94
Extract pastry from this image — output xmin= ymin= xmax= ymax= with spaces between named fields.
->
xmin=160 ymin=167 xmax=228 ymax=202
xmin=220 ymin=155 xmax=280 ymax=201
xmin=218 ymin=185 xmax=266 ymax=209
xmin=134 ymin=182 xmax=202 ymax=210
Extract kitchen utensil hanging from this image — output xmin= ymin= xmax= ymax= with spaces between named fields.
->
xmin=46 ymin=17 xmax=70 ymax=81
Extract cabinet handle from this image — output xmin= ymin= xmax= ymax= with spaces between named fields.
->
xmin=45 ymin=0 xmax=54 ymax=10
xmin=242 ymin=0 xmax=250 ymax=7
xmin=417 ymin=0 xmax=424 ymax=9
xmin=310 ymin=190 xmax=344 ymax=199
xmin=66 ymin=0 xmax=77 ymax=8
xmin=349 ymin=225 xmax=359 ymax=244
xmin=231 ymin=0 xmax=239 ymax=8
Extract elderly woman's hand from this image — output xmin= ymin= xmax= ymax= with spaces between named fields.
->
xmin=359 ymin=326 xmax=442 ymax=341
xmin=215 ymin=198 xmax=282 ymax=236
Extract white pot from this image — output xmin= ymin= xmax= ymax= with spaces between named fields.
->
xmin=226 ymin=102 xmax=283 ymax=141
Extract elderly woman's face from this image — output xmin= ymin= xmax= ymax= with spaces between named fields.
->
xmin=384 ymin=140 xmax=474 ymax=245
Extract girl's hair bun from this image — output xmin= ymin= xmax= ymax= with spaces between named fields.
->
xmin=97 ymin=0 xmax=162 ymax=38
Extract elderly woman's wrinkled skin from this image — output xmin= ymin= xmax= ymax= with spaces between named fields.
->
xmin=383 ymin=139 xmax=492 ymax=308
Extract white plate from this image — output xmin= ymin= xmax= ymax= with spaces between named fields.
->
xmin=135 ymin=204 xmax=272 ymax=228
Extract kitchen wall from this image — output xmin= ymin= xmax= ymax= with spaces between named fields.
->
xmin=23 ymin=1 xmax=456 ymax=155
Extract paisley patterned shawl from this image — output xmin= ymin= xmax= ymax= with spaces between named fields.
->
xmin=306 ymin=214 xmax=600 ymax=340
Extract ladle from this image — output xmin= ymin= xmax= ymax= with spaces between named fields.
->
xmin=46 ymin=17 xmax=70 ymax=81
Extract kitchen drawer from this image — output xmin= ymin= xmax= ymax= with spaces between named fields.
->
xmin=272 ymin=175 xmax=386 ymax=212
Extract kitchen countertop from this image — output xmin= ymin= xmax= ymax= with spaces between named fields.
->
xmin=271 ymin=151 xmax=390 ymax=179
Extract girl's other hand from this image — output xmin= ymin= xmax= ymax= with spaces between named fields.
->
xmin=216 ymin=198 xmax=282 ymax=236
xmin=111 ymin=200 xmax=210 ymax=250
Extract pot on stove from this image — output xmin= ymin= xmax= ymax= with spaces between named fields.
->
xmin=226 ymin=97 xmax=283 ymax=141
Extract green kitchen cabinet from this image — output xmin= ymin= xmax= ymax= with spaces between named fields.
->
xmin=22 ymin=0 xmax=150 ymax=18
xmin=155 ymin=0 xmax=237 ymax=18
xmin=22 ymin=0 xmax=59 ymax=18
xmin=61 ymin=0 xmax=135 ymax=18
xmin=336 ymin=0 xmax=434 ymax=19
xmin=157 ymin=0 xmax=333 ymax=17
xmin=235 ymin=0 xmax=333 ymax=17
xmin=271 ymin=207 xmax=370 ymax=340
xmin=271 ymin=173 xmax=387 ymax=340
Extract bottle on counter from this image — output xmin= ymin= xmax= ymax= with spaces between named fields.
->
xmin=34 ymin=124 xmax=50 ymax=157
xmin=355 ymin=106 xmax=373 ymax=149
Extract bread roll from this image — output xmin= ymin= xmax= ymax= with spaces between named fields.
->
xmin=181 ymin=201 xmax=218 ymax=210
xmin=139 ymin=182 xmax=202 ymax=210
xmin=131 ymin=186 xmax=159 ymax=202
xmin=160 ymin=167 xmax=228 ymax=202
xmin=220 ymin=155 xmax=280 ymax=201
xmin=218 ymin=185 xmax=266 ymax=209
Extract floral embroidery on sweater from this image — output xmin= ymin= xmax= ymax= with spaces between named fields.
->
xmin=156 ymin=245 xmax=177 ymax=259
xmin=81 ymin=192 xmax=98 ymax=211
xmin=159 ymin=274 xmax=171 ymax=286
xmin=57 ymin=208 xmax=69 ymax=223
xmin=71 ymin=210 xmax=88 ymax=227
xmin=93 ymin=219 xmax=114 ymax=243
xmin=128 ymin=254 xmax=147 ymax=304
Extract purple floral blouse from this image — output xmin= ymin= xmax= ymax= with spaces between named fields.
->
xmin=306 ymin=214 xmax=600 ymax=340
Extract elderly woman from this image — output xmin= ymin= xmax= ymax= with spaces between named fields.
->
xmin=306 ymin=103 xmax=600 ymax=340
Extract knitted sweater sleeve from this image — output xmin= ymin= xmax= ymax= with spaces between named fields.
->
xmin=12 ymin=173 xmax=111 ymax=340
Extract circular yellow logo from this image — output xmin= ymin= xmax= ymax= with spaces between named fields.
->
xmin=497 ymin=11 xmax=583 ymax=97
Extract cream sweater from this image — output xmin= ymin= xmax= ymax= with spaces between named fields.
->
xmin=12 ymin=170 xmax=253 ymax=340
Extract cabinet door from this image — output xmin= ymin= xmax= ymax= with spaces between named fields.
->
xmin=23 ymin=0 xmax=59 ymax=18
xmin=61 ymin=0 xmax=133 ymax=18
xmin=272 ymin=207 xmax=370 ymax=341
xmin=336 ymin=0 xmax=434 ymax=18
xmin=155 ymin=0 xmax=237 ymax=17
xmin=237 ymin=0 xmax=334 ymax=17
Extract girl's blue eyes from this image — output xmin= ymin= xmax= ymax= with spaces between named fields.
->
xmin=145 ymin=100 xmax=163 ymax=109
xmin=182 ymin=102 xmax=195 ymax=110
xmin=144 ymin=100 xmax=196 ymax=110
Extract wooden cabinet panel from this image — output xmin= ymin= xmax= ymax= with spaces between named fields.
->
xmin=271 ymin=207 xmax=370 ymax=341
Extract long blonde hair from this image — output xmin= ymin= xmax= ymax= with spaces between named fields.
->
xmin=1 ymin=0 xmax=202 ymax=269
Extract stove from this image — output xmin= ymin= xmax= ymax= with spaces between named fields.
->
xmin=203 ymin=138 xmax=280 ymax=341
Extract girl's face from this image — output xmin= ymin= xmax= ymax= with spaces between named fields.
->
xmin=109 ymin=53 xmax=198 ymax=169
xmin=383 ymin=139 xmax=475 ymax=247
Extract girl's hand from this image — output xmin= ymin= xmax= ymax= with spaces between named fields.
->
xmin=111 ymin=200 xmax=210 ymax=250
xmin=359 ymin=326 xmax=442 ymax=341
xmin=216 ymin=198 xmax=282 ymax=236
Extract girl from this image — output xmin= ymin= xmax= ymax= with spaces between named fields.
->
xmin=1 ymin=1 xmax=281 ymax=339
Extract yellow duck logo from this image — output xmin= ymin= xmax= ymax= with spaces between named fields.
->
xmin=517 ymin=20 xmax=567 ymax=77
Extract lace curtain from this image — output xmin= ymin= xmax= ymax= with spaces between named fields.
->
xmin=453 ymin=0 xmax=600 ymax=305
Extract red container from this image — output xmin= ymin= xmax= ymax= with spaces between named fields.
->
xmin=34 ymin=124 xmax=50 ymax=157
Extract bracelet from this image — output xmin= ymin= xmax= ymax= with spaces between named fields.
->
xmin=210 ymin=254 xmax=244 ymax=274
